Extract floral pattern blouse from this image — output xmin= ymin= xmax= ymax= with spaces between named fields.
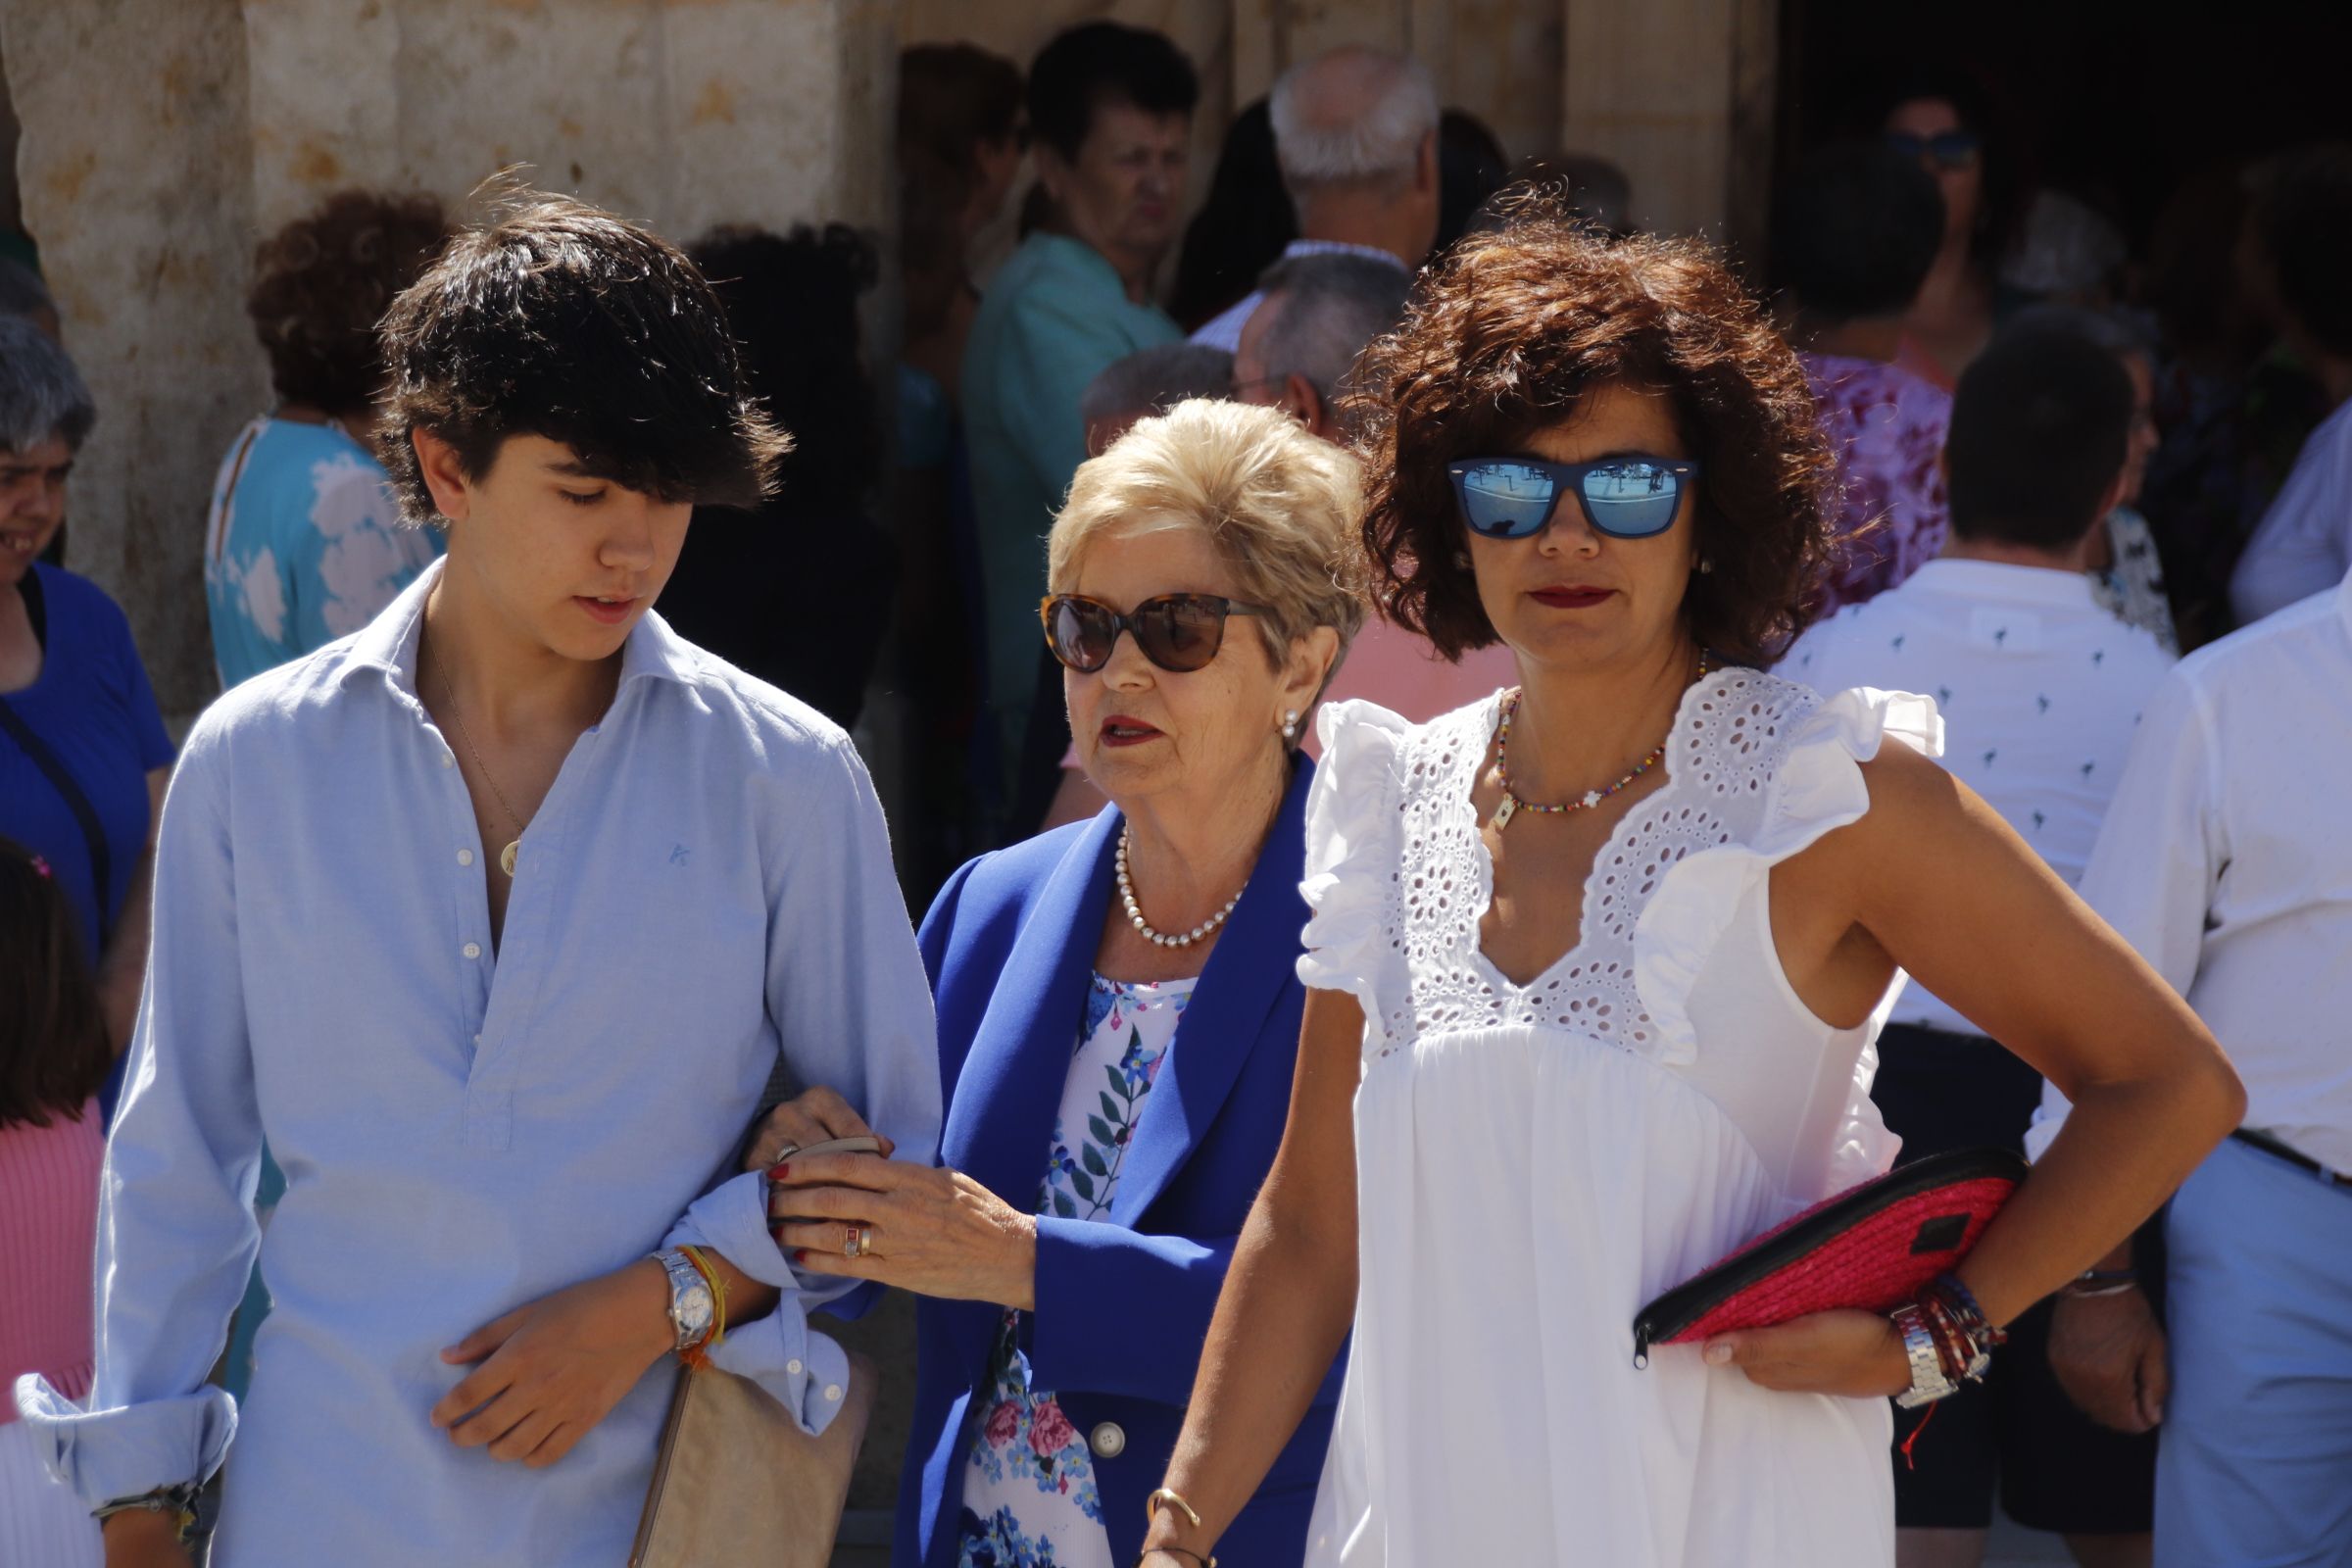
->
xmin=956 ymin=973 xmax=1195 ymax=1568
xmin=1802 ymin=352 xmax=1955 ymax=615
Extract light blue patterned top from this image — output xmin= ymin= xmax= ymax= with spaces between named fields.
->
xmin=958 ymin=973 xmax=1193 ymax=1568
xmin=13 ymin=559 xmax=943 ymax=1566
xmin=203 ymin=416 xmax=442 ymax=691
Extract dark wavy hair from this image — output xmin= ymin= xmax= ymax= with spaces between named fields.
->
xmin=0 ymin=836 xmax=109 ymax=1130
xmin=248 ymin=189 xmax=450 ymax=413
xmin=373 ymin=187 xmax=790 ymax=520
xmin=1350 ymin=198 xmax=1837 ymax=666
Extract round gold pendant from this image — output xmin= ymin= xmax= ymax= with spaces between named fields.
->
xmin=499 ymin=840 xmax=520 ymax=878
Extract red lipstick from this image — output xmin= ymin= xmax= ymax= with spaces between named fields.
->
xmin=1530 ymin=585 xmax=1614 ymax=610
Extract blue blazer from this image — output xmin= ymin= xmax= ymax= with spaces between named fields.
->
xmin=894 ymin=759 xmax=1344 ymax=1567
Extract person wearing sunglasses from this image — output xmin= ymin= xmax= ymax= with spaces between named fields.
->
xmin=759 ymin=397 xmax=1365 ymax=1568
xmin=1133 ymin=203 xmax=2241 ymax=1568
xmin=1882 ymin=77 xmax=2021 ymax=391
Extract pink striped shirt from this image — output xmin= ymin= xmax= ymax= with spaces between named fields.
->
xmin=0 ymin=1102 xmax=102 ymax=1423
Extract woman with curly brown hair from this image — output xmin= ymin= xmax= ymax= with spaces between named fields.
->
xmin=204 ymin=188 xmax=449 ymax=691
xmin=1133 ymin=209 xmax=2242 ymax=1566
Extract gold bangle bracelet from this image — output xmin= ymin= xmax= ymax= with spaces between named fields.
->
xmin=1145 ymin=1487 xmax=1203 ymax=1530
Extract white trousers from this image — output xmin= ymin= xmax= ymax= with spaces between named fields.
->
xmin=0 ymin=1417 xmax=101 ymax=1568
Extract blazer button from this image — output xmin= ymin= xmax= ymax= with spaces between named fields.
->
xmin=1089 ymin=1421 xmax=1126 ymax=1460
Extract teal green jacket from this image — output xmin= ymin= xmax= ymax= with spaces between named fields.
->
xmin=960 ymin=234 xmax=1180 ymax=787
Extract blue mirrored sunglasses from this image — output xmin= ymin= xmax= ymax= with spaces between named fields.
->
xmin=1446 ymin=455 xmax=1700 ymax=541
xmin=1886 ymin=129 xmax=1981 ymax=172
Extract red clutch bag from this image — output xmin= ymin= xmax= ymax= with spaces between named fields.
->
xmin=1631 ymin=1146 xmax=2026 ymax=1366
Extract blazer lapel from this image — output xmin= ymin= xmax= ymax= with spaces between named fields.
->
xmin=943 ymin=810 xmax=1120 ymax=1214
xmin=1110 ymin=759 xmax=1314 ymax=1227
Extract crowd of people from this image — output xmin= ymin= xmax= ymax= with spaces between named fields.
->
xmin=1 ymin=18 xmax=2347 ymax=1568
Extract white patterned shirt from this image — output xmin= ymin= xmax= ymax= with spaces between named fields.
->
xmin=1782 ymin=559 xmax=2174 ymax=1034
xmin=2030 ymin=568 xmax=2352 ymax=1173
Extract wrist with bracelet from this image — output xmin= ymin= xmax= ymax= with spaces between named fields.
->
xmin=2058 ymin=1266 xmax=2139 ymax=1299
xmin=1889 ymin=1273 xmax=2008 ymax=1408
xmin=1138 ymin=1487 xmax=1217 ymax=1568
xmin=94 ymin=1482 xmax=201 ymax=1545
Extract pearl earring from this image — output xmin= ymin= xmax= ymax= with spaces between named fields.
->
xmin=1697 ymin=556 xmax=1715 ymax=574
xmin=1281 ymin=709 xmax=1300 ymax=743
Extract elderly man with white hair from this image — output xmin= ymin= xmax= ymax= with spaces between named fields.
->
xmin=1192 ymin=46 xmax=1440 ymax=353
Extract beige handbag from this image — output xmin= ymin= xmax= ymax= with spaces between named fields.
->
xmin=628 ymin=1348 xmax=879 ymax=1568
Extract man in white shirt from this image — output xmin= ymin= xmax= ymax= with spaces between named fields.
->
xmin=1784 ymin=325 xmax=2174 ymax=1564
xmin=2229 ymin=145 xmax=2352 ymax=624
xmin=1190 ymin=47 xmax=1437 ymax=353
xmin=2028 ymin=564 xmax=2352 ymax=1567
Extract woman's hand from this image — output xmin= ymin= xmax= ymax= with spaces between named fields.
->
xmin=770 ymin=1152 xmax=1036 ymax=1310
xmin=744 ymin=1085 xmax=893 ymax=1173
xmin=1702 ymin=1307 xmax=1911 ymax=1397
xmin=429 ymin=1258 xmax=672 ymax=1466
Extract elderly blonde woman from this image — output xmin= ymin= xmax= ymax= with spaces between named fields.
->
xmin=760 ymin=398 xmax=1364 ymax=1568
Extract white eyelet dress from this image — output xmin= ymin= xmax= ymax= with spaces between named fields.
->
xmin=1298 ymin=668 xmax=1942 ymax=1567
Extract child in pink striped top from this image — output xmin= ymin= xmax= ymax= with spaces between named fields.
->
xmin=0 ymin=836 xmax=110 ymax=1565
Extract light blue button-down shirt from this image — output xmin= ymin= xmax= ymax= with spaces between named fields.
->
xmin=13 ymin=560 xmax=942 ymax=1565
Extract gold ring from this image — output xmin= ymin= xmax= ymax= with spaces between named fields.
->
xmin=844 ymin=1224 xmax=866 ymax=1259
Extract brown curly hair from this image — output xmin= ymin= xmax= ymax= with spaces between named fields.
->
xmin=1349 ymin=200 xmax=1836 ymax=666
xmin=248 ymin=189 xmax=450 ymax=413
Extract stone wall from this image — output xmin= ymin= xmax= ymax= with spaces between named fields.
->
xmin=2 ymin=0 xmax=897 ymax=717
xmin=2 ymin=0 xmax=264 ymax=716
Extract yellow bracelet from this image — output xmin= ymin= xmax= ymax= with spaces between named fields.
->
xmin=678 ymin=1245 xmax=727 ymax=1348
xmin=1144 ymin=1487 xmax=1217 ymax=1564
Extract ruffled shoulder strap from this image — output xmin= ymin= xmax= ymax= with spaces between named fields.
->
xmin=1631 ymin=672 xmax=1943 ymax=1066
xmin=1294 ymin=699 xmax=1418 ymax=1035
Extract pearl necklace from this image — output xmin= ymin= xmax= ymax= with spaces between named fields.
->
xmin=1116 ymin=827 xmax=1244 ymax=948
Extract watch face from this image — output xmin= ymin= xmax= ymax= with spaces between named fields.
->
xmin=676 ymin=1280 xmax=714 ymax=1339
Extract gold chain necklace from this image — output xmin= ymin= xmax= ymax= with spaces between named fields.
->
xmin=424 ymin=644 xmax=528 ymax=878
xmin=1492 ymin=654 xmax=1710 ymax=832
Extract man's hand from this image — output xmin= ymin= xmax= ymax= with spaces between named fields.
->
xmin=1701 ymin=1308 xmax=1913 ymax=1396
xmin=2048 ymin=1288 xmax=2168 ymax=1433
xmin=430 ymin=1258 xmax=673 ymax=1467
xmin=744 ymin=1085 xmax=891 ymax=1173
xmin=102 ymin=1505 xmax=195 ymax=1568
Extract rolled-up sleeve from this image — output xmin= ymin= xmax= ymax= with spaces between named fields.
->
xmin=663 ymin=728 xmax=942 ymax=1433
xmin=2023 ymin=670 xmax=2223 ymax=1161
xmin=14 ymin=730 xmax=260 ymax=1503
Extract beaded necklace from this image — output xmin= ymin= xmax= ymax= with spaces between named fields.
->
xmin=1491 ymin=654 xmax=1709 ymax=832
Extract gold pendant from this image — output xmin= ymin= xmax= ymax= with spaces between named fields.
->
xmin=499 ymin=840 xmax=520 ymax=878
xmin=1493 ymin=794 xmax=1518 ymax=832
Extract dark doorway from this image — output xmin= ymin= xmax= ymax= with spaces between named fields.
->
xmin=1778 ymin=0 xmax=2352 ymax=247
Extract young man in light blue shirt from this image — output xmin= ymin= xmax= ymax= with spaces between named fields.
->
xmin=15 ymin=193 xmax=942 ymax=1567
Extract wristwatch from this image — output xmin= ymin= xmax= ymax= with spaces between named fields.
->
xmin=1889 ymin=1303 xmax=1957 ymax=1409
xmin=654 ymin=1248 xmax=715 ymax=1354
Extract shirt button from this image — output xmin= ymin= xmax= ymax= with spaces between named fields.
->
xmin=785 ymin=1358 xmax=804 ymax=1376
xmin=457 ymin=849 xmax=474 ymax=866
xmin=462 ymin=942 xmax=482 ymax=960
xmin=1090 ymin=1421 xmax=1126 ymax=1459
xmin=823 ymin=1384 xmax=843 ymax=1402
xmin=439 ymin=751 xmax=455 ymax=768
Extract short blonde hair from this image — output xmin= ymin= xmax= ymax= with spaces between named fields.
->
xmin=1048 ymin=398 xmax=1370 ymax=666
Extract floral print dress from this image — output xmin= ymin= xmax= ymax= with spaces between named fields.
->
xmin=956 ymin=973 xmax=1195 ymax=1568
